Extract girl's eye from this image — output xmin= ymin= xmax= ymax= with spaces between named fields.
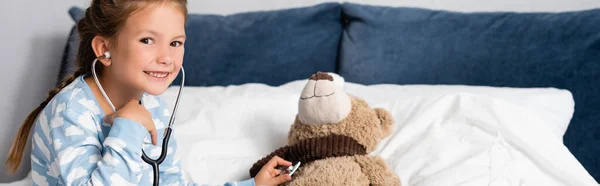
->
xmin=140 ymin=38 xmax=155 ymax=44
xmin=170 ymin=41 xmax=183 ymax=47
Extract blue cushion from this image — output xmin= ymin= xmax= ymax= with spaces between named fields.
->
xmin=339 ymin=3 xmax=600 ymax=181
xmin=61 ymin=3 xmax=342 ymax=87
xmin=173 ymin=3 xmax=342 ymax=86
xmin=58 ymin=7 xmax=84 ymax=85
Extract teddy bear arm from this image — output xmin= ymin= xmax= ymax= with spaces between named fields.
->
xmin=374 ymin=108 xmax=394 ymax=137
xmin=354 ymin=155 xmax=401 ymax=186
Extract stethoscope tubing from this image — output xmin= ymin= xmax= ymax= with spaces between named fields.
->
xmin=92 ymin=58 xmax=185 ymax=186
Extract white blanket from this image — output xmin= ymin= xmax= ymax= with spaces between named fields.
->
xmin=374 ymin=93 xmax=597 ymax=185
xmin=157 ymin=78 xmax=597 ymax=186
xmin=3 ymin=78 xmax=598 ymax=185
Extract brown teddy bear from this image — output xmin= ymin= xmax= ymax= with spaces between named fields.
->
xmin=249 ymin=72 xmax=401 ymax=186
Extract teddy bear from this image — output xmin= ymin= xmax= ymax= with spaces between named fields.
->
xmin=249 ymin=72 xmax=401 ymax=186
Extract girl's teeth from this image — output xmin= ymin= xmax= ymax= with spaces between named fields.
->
xmin=146 ymin=72 xmax=168 ymax=78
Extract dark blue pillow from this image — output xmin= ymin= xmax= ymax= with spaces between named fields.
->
xmin=339 ymin=3 xmax=600 ymax=181
xmin=58 ymin=7 xmax=84 ymax=86
xmin=174 ymin=3 xmax=342 ymax=86
xmin=61 ymin=4 xmax=342 ymax=87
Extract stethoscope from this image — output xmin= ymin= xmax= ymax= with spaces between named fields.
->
xmin=92 ymin=51 xmax=184 ymax=186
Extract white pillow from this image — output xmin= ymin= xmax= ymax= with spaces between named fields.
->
xmin=160 ymin=73 xmax=575 ymax=184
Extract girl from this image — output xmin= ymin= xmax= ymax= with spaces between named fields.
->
xmin=5 ymin=0 xmax=292 ymax=185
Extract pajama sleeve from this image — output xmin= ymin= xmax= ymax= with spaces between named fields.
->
xmin=35 ymin=106 xmax=150 ymax=185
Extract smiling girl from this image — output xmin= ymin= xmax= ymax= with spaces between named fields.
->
xmin=5 ymin=1 xmax=292 ymax=185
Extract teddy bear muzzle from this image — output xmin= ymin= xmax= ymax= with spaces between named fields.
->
xmin=298 ymin=72 xmax=351 ymax=126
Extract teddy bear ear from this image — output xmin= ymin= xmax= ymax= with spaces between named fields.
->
xmin=374 ymin=108 xmax=394 ymax=137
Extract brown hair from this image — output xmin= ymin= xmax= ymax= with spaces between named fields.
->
xmin=5 ymin=0 xmax=188 ymax=174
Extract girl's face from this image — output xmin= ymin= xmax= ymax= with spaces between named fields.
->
xmin=106 ymin=4 xmax=186 ymax=96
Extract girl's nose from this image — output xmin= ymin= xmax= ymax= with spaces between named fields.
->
xmin=156 ymin=49 xmax=173 ymax=65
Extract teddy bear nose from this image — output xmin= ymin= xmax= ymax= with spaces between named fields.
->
xmin=309 ymin=72 xmax=334 ymax=81
xmin=301 ymin=72 xmax=336 ymax=99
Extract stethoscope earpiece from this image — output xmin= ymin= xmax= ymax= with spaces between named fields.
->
xmin=104 ymin=51 xmax=111 ymax=59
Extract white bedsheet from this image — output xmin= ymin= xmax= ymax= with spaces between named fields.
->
xmin=374 ymin=93 xmax=597 ymax=185
xmin=156 ymin=78 xmax=597 ymax=186
xmin=3 ymin=78 xmax=597 ymax=185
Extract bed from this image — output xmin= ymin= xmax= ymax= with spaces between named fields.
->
xmin=4 ymin=1 xmax=600 ymax=186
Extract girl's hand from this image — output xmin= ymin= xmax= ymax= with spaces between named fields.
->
xmin=103 ymin=99 xmax=157 ymax=146
xmin=254 ymin=156 xmax=293 ymax=186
